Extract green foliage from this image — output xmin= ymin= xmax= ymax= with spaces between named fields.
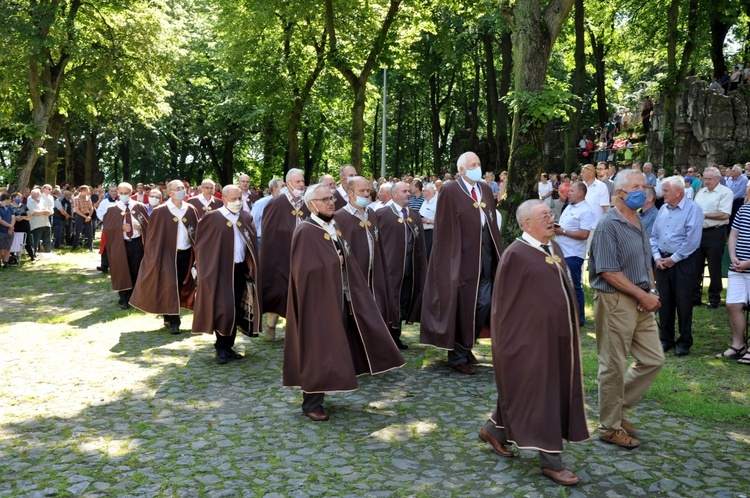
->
xmin=502 ymin=82 xmax=575 ymax=134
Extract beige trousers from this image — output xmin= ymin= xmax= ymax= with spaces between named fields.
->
xmin=594 ymin=291 xmax=665 ymax=432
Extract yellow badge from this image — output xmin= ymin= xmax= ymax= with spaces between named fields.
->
xmin=121 ymin=211 xmax=126 ymax=216
xmin=236 ymin=221 xmax=242 ymax=227
xmin=407 ymin=217 xmax=412 ymax=222
xmin=182 ymin=217 xmax=187 ymax=223
xmin=173 ymin=216 xmax=179 ymax=222
xmin=202 ymin=206 xmax=208 ymax=211
xmin=480 ymin=202 xmax=486 ymax=208
xmin=292 ymin=210 xmax=302 ymax=217
xmin=473 ymin=202 xmax=479 ymax=208
xmin=398 ymin=218 xmax=404 ymax=224
xmin=324 ymin=233 xmax=331 ymax=240
xmin=545 ymin=255 xmax=562 ymax=265
xmin=227 ymin=221 xmax=233 ymax=227
xmin=336 ymin=230 xmax=342 ymax=237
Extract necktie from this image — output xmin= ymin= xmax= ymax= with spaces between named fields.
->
xmin=541 ymin=244 xmax=551 ymax=255
xmin=471 ymin=186 xmax=478 ymax=202
xmin=402 ymin=208 xmax=412 ymax=243
xmin=125 ymin=205 xmax=134 ymax=239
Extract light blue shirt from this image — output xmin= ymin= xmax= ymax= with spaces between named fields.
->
xmin=726 ymin=174 xmax=748 ymax=200
xmin=650 ymin=196 xmax=703 ymax=263
xmin=250 ymin=195 xmax=273 ymax=238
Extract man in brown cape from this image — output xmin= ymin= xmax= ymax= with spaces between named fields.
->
xmin=479 ymin=199 xmax=589 ymax=486
xmin=333 ymin=176 xmax=389 ymax=320
xmin=130 ymin=179 xmax=199 ymax=335
xmin=378 ymin=181 xmax=427 ymax=349
xmin=102 ymin=182 xmax=149 ymax=310
xmin=333 ymin=165 xmax=357 ymax=211
xmin=283 ymin=184 xmax=405 ymax=421
xmin=238 ymin=174 xmax=260 ymax=213
xmin=259 ymin=168 xmax=309 ymax=340
xmin=187 ymin=178 xmax=223 ymax=219
xmin=192 ymin=185 xmax=262 ymax=364
xmin=420 ymin=151 xmax=503 ymax=374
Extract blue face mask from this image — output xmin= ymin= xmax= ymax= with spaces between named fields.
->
xmin=355 ymin=196 xmax=371 ymax=208
xmin=464 ymin=167 xmax=483 ymax=183
xmin=13 ymin=199 xmax=21 ymax=205
xmin=622 ymin=189 xmax=646 ymax=210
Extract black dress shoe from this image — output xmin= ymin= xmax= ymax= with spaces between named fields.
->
xmin=675 ymin=346 xmax=690 ymax=356
xmin=96 ymin=266 xmax=109 ymax=273
xmin=662 ymin=342 xmax=675 ymax=352
xmin=395 ymin=338 xmax=409 ymax=350
xmin=169 ymin=324 xmax=181 ymax=335
xmin=304 ymin=410 xmax=330 ymax=421
xmin=119 ymin=303 xmax=129 ymax=310
xmin=226 ymin=349 xmax=243 ymax=360
xmin=216 ymin=349 xmax=229 ymax=364
xmin=707 ymin=303 xmax=720 ymax=309
xmin=692 ymin=301 xmax=704 ymax=307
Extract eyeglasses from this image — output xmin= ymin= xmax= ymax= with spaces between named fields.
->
xmin=312 ymin=196 xmax=337 ymax=204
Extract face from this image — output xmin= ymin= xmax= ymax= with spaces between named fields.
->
xmin=580 ymin=165 xmax=595 ymax=181
xmin=391 ymin=183 xmax=412 ymax=208
xmin=618 ymin=173 xmax=646 ymax=202
xmin=378 ymin=186 xmax=391 ymax=201
xmin=340 ymin=166 xmax=356 ymax=184
xmin=148 ymin=191 xmax=161 ymax=204
xmin=322 ymin=176 xmax=336 ymax=192
xmin=168 ymin=181 xmax=185 ymax=201
xmin=308 ymin=186 xmax=336 ymax=217
xmin=596 ymin=164 xmax=608 ymax=180
xmin=223 ymin=187 xmax=241 ymax=204
xmin=643 ymin=164 xmax=652 ymax=174
xmin=136 ymin=185 xmax=144 ymax=194
xmin=348 ymin=178 xmax=371 ymax=202
xmin=568 ymin=184 xmax=584 ymax=204
xmin=201 ymin=182 xmax=214 ymax=197
xmin=500 ymin=172 xmax=507 ymax=182
xmin=238 ymin=175 xmax=250 ymax=190
xmin=523 ymin=204 xmax=555 ymax=242
xmin=287 ymin=172 xmax=305 ymax=192
xmin=661 ymin=181 xmax=682 ymax=206
xmin=423 ymin=188 xmax=434 ymax=201
xmin=109 ymin=187 xmax=118 ymax=198
xmin=42 ymin=185 xmax=52 ymax=196
xmin=702 ymin=172 xmax=720 ymax=190
xmin=686 ymin=167 xmax=696 ymax=177
xmin=459 ymin=153 xmax=481 ymax=179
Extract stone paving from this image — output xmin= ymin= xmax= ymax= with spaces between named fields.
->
xmin=1 ymin=254 xmax=749 ymax=497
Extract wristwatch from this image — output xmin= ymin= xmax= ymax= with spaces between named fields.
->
xmin=650 ymin=289 xmax=659 ymax=296
xmin=562 ymin=229 xmax=566 ymax=236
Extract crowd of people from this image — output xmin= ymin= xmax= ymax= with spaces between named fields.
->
xmin=710 ymin=61 xmax=750 ymax=95
xmin=2 ymin=153 xmax=750 ymax=486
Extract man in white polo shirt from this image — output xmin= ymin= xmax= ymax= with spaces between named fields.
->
xmin=580 ymin=163 xmax=610 ymax=254
xmin=554 ymin=181 xmax=595 ymax=325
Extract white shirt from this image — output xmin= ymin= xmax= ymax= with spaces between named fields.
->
xmin=115 ymin=200 xmax=142 ymax=240
xmin=555 ymin=201 xmax=595 ymax=259
xmin=166 ymin=199 xmax=191 ymax=250
xmin=521 ymin=231 xmax=555 ymax=256
xmin=336 ymin=184 xmax=349 ymax=204
xmin=251 ymin=195 xmax=274 ymax=238
xmin=584 ymin=178 xmax=610 ymax=228
xmin=96 ymin=197 xmax=117 ymax=221
xmin=241 ymin=191 xmax=253 ymax=213
xmin=219 ymin=206 xmax=246 ymax=263
xmin=459 ymin=178 xmax=486 ymax=226
xmin=419 ymin=195 xmax=437 ymax=230
xmin=694 ymin=184 xmax=733 ymax=228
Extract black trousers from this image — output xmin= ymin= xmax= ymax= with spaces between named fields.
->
xmin=693 ymin=226 xmax=726 ymax=306
xmin=657 ymin=251 xmax=699 ymax=349
xmin=215 ymin=263 xmax=251 ymax=350
xmin=391 ymin=244 xmax=414 ymax=342
xmin=118 ymin=238 xmax=144 ymax=306
xmin=424 ymin=229 xmax=434 ymax=261
xmin=73 ymin=214 xmax=93 ymax=250
xmin=164 ymin=249 xmax=191 ymax=326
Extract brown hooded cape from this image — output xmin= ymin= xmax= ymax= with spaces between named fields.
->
xmin=102 ymin=201 xmax=149 ymax=292
xmin=283 ymin=219 xmax=405 ymax=393
xmin=129 ymin=202 xmax=199 ymax=314
xmin=490 ymin=239 xmax=589 ymax=452
xmin=191 ymin=209 xmax=262 ymax=336
xmin=377 ymin=204 xmax=427 ymax=326
xmin=333 ymin=206 xmax=389 ymax=320
xmin=420 ymin=179 xmax=503 ymax=350
xmin=187 ymin=195 xmax=223 ymax=220
xmin=259 ymin=194 xmax=310 ymax=317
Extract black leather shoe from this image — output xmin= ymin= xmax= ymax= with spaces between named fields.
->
xmin=96 ymin=266 xmax=109 ymax=273
xmin=395 ymin=338 xmax=409 ymax=350
xmin=662 ymin=342 xmax=674 ymax=352
xmin=216 ymin=349 xmax=229 ymax=364
xmin=119 ymin=303 xmax=129 ymax=310
xmin=226 ymin=349 xmax=243 ymax=360
xmin=706 ymin=303 xmax=719 ymax=309
xmin=675 ymin=346 xmax=690 ymax=357
xmin=170 ymin=324 xmax=180 ymax=335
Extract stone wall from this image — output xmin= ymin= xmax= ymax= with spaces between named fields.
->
xmin=647 ymin=76 xmax=750 ymax=169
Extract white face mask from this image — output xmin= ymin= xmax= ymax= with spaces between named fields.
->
xmin=119 ymin=194 xmax=130 ymax=203
xmin=148 ymin=197 xmax=160 ymax=207
xmin=173 ymin=190 xmax=186 ymax=201
xmin=226 ymin=200 xmax=243 ymax=214
xmin=292 ymin=188 xmax=305 ymax=198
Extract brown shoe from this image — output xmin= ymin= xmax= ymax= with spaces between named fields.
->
xmin=451 ymin=363 xmax=476 ymax=375
xmin=467 ymin=351 xmax=479 ymax=364
xmin=620 ymin=419 xmax=639 ymax=436
xmin=600 ymin=429 xmax=640 ymax=448
xmin=479 ymin=427 xmax=515 ymax=458
xmin=304 ymin=410 xmax=329 ymax=422
xmin=542 ymin=468 xmax=580 ymax=486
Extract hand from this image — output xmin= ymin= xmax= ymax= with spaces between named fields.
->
xmin=122 ymin=223 xmax=131 ymax=233
xmin=132 ymin=221 xmax=141 ymax=231
xmin=663 ymin=257 xmax=675 ymax=268
xmin=637 ymin=291 xmax=661 ymax=312
xmin=553 ymin=226 xmax=563 ymax=236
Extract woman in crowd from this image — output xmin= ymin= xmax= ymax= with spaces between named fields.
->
xmin=10 ymin=192 xmax=35 ymax=262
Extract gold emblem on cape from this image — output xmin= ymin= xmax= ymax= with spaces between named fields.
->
xmin=236 ymin=221 xmax=242 ymax=227
xmin=397 ymin=218 xmax=404 ymax=224
xmin=121 ymin=211 xmax=126 ymax=216
xmin=202 ymin=206 xmax=208 ymax=211
xmin=545 ymin=255 xmax=562 ymax=265
xmin=182 ymin=217 xmax=187 ymax=223
xmin=324 ymin=233 xmax=331 ymax=240
xmin=336 ymin=230 xmax=342 ymax=237
xmin=292 ymin=209 xmax=303 ymax=217
xmin=473 ymin=202 xmax=479 ymax=208
xmin=407 ymin=217 xmax=412 ymax=222
xmin=480 ymin=202 xmax=486 ymax=208
xmin=226 ymin=221 xmax=233 ymax=227
xmin=173 ymin=216 xmax=179 ymax=222
xmin=359 ymin=220 xmax=372 ymax=228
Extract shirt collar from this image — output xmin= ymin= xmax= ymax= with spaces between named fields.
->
xmin=520 ymin=232 xmax=553 ymax=253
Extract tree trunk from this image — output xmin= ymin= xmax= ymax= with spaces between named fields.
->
xmin=710 ymin=20 xmax=729 ymax=78
xmin=85 ymin=129 xmax=97 ymax=186
xmin=468 ymin=53 xmax=481 ymax=152
xmin=483 ymin=32 xmax=499 ymax=172
xmin=64 ymin=125 xmax=75 ymax=186
xmin=498 ymin=30 xmax=512 ymax=171
xmin=44 ymin=112 xmax=64 ymax=185
xmin=564 ymin=0 xmax=586 ymax=174
xmin=371 ymin=95 xmax=380 ymax=175
xmin=503 ymin=0 xmax=575 ymax=242
xmin=589 ymin=28 xmax=608 ymax=127
xmin=395 ymin=90 xmax=404 ymax=176
xmin=119 ymin=138 xmax=131 ymax=181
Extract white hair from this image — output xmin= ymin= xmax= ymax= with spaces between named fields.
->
xmin=614 ymin=170 xmax=645 ymax=191
xmin=268 ymin=178 xmax=283 ymax=190
xmin=201 ymin=179 xmax=215 ymax=187
xmin=286 ymin=168 xmax=303 ymax=182
xmin=379 ymin=182 xmax=392 ymax=192
xmin=456 ymin=151 xmax=478 ymax=170
xmin=303 ymin=183 xmax=325 ymax=204
xmin=516 ymin=199 xmax=544 ymax=227
xmin=223 ymin=185 xmax=240 ymax=197
xmin=662 ymin=175 xmax=686 ymax=190
xmin=118 ymin=182 xmax=133 ymax=193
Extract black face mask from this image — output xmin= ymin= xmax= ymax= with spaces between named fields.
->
xmin=317 ymin=212 xmax=334 ymax=223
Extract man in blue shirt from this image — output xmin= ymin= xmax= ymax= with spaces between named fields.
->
xmin=650 ymin=176 xmax=704 ymax=356
xmin=0 ymin=193 xmax=16 ymax=267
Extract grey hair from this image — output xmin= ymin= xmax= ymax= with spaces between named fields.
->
xmin=379 ymin=182 xmax=392 ymax=192
xmin=118 ymin=182 xmax=133 ymax=193
xmin=516 ymin=199 xmax=545 ymax=227
xmin=424 ymin=184 xmax=437 ymax=194
xmin=347 ymin=176 xmax=366 ymax=192
xmin=614 ymin=170 xmax=645 ymax=191
xmin=222 ymin=185 xmax=240 ymax=197
xmin=733 ymin=164 xmax=743 ymax=173
xmin=201 ymin=179 xmax=215 ymax=187
xmin=703 ymin=166 xmax=720 ymax=179
xmin=456 ymin=151 xmax=478 ymax=170
xmin=268 ymin=178 xmax=283 ymax=190
xmin=662 ymin=175 xmax=686 ymax=190
xmin=286 ymin=168 xmax=304 ymax=182
xmin=303 ymin=183 xmax=325 ymax=204
xmin=643 ymin=162 xmax=652 ymax=170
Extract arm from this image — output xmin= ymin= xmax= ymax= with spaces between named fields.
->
xmin=600 ymin=271 xmax=660 ymax=312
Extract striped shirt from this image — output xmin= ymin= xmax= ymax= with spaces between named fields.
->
xmin=589 ymin=207 xmax=653 ymax=293
xmin=730 ymin=203 xmax=750 ymax=271
xmin=408 ymin=194 xmax=424 ymax=211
